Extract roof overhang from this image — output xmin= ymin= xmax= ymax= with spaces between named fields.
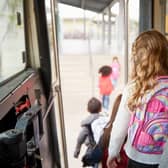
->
xmin=58 ymin=0 xmax=113 ymax=13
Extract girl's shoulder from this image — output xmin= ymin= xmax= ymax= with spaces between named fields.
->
xmin=122 ymin=81 xmax=135 ymax=96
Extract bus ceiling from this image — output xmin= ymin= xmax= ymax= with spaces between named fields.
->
xmin=58 ymin=0 xmax=113 ymax=13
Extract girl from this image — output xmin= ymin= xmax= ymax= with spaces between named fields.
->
xmin=107 ymin=30 xmax=168 ymax=168
xmin=111 ymin=57 xmax=120 ymax=88
xmin=98 ymin=65 xmax=113 ymax=113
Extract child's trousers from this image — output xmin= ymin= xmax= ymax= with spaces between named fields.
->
xmin=102 ymin=95 xmax=110 ymax=111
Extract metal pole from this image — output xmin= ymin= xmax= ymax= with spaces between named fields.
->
xmin=88 ymin=20 xmax=94 ymax=96
xmin=102 ymin=13 xmax=105 ymax=42
xmin=108 ymin=6 xmax=111 ymax=45
xmin=97 ymin=14 xmax=100 ymax=40
xmin=83 ymin=10 xmax=86 ymax=39
xmin=124 ymin=0 xmax=129 ymax=83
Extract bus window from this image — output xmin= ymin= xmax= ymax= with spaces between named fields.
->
xmin=110 ymin=1 xmax=125 ymax=85
xmin=45 ymin=0 xmax=58 ymax=81
xmin=128 ymin=0 xmax=139 ymax=79
xmin=0 ymin=0 xmax=26 ymax=83
xmin=110 ymin=2 xmax=120 ymax=55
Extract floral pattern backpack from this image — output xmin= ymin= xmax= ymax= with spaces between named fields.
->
xmin=128 ymin=77 xmax=168 ymax=154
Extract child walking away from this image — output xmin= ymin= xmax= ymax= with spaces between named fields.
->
xmin=111 ymin=57 xmax=120 ymax=88
xmin=98 ymin=65 xmax=113 ymax=114
xmin=107 ymin=30 xmax=168 ymax=168
xmin=74 ymin=97 xmax=104 ymax=167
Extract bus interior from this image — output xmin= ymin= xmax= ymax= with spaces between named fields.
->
xmin=0 ymin=0 xmax=168 ymax=168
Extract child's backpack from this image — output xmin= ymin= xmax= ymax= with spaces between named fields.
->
xmin=128 ymin=78 xmax=168 ymax=154
xmin=81 ymin=124 xmax=103 ymax=167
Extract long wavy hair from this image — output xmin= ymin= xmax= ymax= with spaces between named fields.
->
xmin=128 ymin=30 xmax=168 ymax=111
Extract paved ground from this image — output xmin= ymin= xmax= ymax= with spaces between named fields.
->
xmin=59 ymin=40 xmax=123 ymax=168
xmin=59 ymin=54 xmax=124 ymax=168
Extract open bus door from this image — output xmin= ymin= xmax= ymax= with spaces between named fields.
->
xmin=43 ymin=0 xmax=69 ymax=167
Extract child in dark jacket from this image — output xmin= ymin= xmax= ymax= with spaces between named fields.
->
xmin=74 ymin=97 xmax=102 ymax=159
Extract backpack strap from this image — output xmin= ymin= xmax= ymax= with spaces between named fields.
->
xmin=100 ymin=107 xmax=119 ymax=149
xmin=85 ymin=124 xmax=96 ymax=146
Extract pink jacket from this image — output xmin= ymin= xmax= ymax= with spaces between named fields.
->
xmin=111 ymin=62 xmax=120 ymax=80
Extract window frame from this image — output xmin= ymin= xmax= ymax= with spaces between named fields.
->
xmin=0 ymin=0 xmax=27 ymax=85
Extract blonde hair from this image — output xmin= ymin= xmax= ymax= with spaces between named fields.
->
xmin=128 ymin=30 xmax=168 ymax=111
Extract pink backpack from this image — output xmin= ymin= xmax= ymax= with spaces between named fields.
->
xmin=128 ymin=77 xmax=168 ymax=154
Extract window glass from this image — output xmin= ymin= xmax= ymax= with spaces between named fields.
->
xmin=45 ymin=0 xmax=58 ymax=81
xmin=128 ymin=0 xmax=139 ymax=54
xmin=0 ymin=0 xmax=25 ymax=83
xmin=128 ymin=0 xmax=139 ymax=78
xmin=110 ymin=1 xmax=125 ymax=85
xmin=110 ymin=2 xmax=120 ymax=54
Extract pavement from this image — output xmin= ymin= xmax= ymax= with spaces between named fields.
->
xmin=59 ymin=54 xmax=125 ymax=168
xmin=0 ymin=30 xmax=126 ymax=167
